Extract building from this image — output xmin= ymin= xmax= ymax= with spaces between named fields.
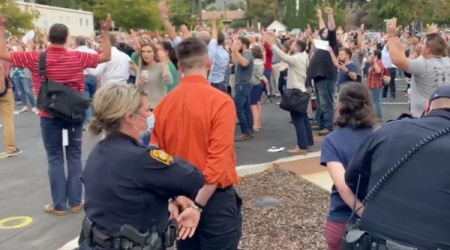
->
xmin=201 ymin=9 xmax=249 ymax=26
xmin=15 ymin=1 xmax=94 ymax=37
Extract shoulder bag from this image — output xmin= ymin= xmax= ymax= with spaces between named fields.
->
xmin=37 ymin=52 xmax=91 ymax=123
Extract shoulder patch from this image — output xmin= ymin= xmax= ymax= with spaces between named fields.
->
xmin=149 ymin=149 xmax=173 ymax=165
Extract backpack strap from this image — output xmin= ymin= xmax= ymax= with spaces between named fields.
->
xmin=39 ymin=52 xmax=47 ymax=78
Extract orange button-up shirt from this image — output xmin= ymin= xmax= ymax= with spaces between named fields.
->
xmin=151 ymin=75 xmax=239 ymax=188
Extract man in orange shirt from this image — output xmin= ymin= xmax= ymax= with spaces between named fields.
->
xmin=151 ymin=37 xmax=242 ymax=250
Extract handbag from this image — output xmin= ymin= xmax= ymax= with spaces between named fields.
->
xmin=0 ymin=77 xmax=8 ymax=97
xmin=37 ymin=52 xmax=91 ymax=123
xmin=381 ymin=67 xmax=391 ymax=86
xmin=279 ymin=88 xmax=310 ymax=114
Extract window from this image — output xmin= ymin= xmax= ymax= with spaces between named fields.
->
xmin=80 ymin=18 xmax=83 ymax=26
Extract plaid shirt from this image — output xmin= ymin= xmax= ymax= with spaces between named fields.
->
xmin=367 ymin=60 xmax=384 ymax=89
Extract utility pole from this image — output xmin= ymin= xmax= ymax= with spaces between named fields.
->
xmin=225 ymin=0 xmax=227 ymax=22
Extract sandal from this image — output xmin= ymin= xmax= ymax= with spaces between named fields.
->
xmin=70 ymin=201 xmax=85 ymax=213
xmin=44 ymin=204 xmax=67 ymax=216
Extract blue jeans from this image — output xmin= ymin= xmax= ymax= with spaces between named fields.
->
xmin=211 ymin=81 xmax=227 ymax=93
xmin=290 ymin=112 xmax=314 ymax=149
xmin=41 ymin=117 xmax=83 ymax=211
xmin=263 ymin=69 xmax=272 ymax=96
xmin=234 ymin=83 xmax=253 ymax=134
xmin=314 ymin=78 xmax=335 ymax=131
xmin=13 ymin=77 xmax=35 ymax=107
xmin=84 ymin=76 xmax=97 ymax=125
xmin=370 ymin=88 xmax=383 ymax=119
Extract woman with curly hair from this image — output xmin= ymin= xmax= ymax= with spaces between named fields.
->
xmin=320 ymin=81 xmax=375 ymax=249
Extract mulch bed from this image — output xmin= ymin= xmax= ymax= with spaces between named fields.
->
xmin=236 ymin=168 xmax=330 ymax=250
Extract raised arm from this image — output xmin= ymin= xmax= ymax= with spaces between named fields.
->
xmin=386 ymin=18 xmax=409 ymax=71
xmin=0 ymin=13 xmax=11 ymax=62
xmin=99 ymin=14 xmax=112 ymax=63
xmin=324 ymin=7 xmax=335 ymax=31
xmin=159 ymin=1 xmax=178 ymax=41
xmin=317 ymin=9 xmax=326 ymax=30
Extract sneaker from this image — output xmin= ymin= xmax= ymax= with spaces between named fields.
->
xmin=318 ymin=128 xmax=332 ymax=136
xmin=14 ymin=107 xmax=28 ymax=115
xmin=70 ymin=201 xmax=84 ymax=213
xmin=44 ymin=204 xmax=67 ymax=216
xmin=287 ymin=148 xmax=308 ymax=155
xmin=7 ymin=148 xmax=22 ymax=157
xmin=31 ymin=107 xmax=39 ymax=114
xmin=234 ymin=133 xmax=252 ymax=141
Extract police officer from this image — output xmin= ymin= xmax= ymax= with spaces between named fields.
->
xmin=79 ymin=83 xmax=205 ymax=250
xmin=344 ymin=85 xmax=450 ymax=249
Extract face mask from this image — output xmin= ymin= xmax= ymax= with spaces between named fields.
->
xmin=147 ymin=114 xmax=155 ymax=133
xmin=132 ymin=114 xmax=149 ymax=138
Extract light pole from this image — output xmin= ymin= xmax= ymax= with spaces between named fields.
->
xmin=224 ymin=0 xmax=227 ymax=23
xmin=198 ymin=0 xmax=203 ymax=25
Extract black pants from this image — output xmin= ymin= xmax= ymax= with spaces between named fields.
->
xmin=278 ymin=69 xmax=288 ymax=96
xmin=177 ymin=187 xmax=243 ymax=250
xmin=382 ymin=67 xmax=397 ymax=98
xmin=211 ymin=82 xmax=227 ymax=93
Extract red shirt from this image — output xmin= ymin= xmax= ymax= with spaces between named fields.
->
xmin=367 ymin=60 xmax=384 ymax=89
xmin=263 ymin=43 xmax=273 ymax=71
xmin=10 ymin=46 xmax=100 ymax=116
xmin=151 ymin=75 xmax=239 ymax=188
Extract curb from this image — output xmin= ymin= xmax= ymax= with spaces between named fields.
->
xmin=237 ymin=151 xmax=321 ymax=177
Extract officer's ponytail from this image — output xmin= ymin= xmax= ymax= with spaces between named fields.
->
xmin=89 ymin=118 xmax=104 ymax=136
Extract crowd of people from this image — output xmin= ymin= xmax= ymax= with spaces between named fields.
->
xmin=1 ymin=1 xmax=450 ymax=249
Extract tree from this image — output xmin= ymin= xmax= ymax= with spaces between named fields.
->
xmin=227 ymin=2 xmax=239 ymax=10
xmin=94 ymin=0 xmax=161 ymax=30
xmin=0 ymin=0 xmax=39 ymax=36
xmin=206 ymin=5 xmax=219 ymax=11
xmin=285 ymin=0 xmax=297 ymax=30
xmin=167 ymin=0 xmax=192 ymax=27
xmin=237 ymin=1 xmax=246 ymax=10
xmin=246 ymin=0 xmax=279 ymax=27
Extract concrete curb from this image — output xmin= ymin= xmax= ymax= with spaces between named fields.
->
xmin=237 ymin=151 xmax=321 ymax=177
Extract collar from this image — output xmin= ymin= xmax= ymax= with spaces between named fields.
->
xmin=180 ymin=75 xmax=209 ymax=85
xmin=47 ymin=46 xmax=67 ymax=52
xmin=424 ymin=108 xmax=450 ymax=120
xmin=106 ymin=132 xmax=141 ymax=145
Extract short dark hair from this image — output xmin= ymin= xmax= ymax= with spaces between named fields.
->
xmin=217 ymin=32 xmax=225 ymax=46
xmin=239 ymin=37 xmax=250 ymax=49
xmin=425 ymin=33 xmax=447 ymax=56
xmin=295 ymin=40 xmax=306 ymax=52
xmin=161 ymin=41 xmax=178 ymax=68
xmin=339 ymin=47 xmax=353 ymax=58
xmin=335 ymin=82 xmax=375 ymax=129
xmin=75 ymin=36 xmax=86 ymax=46
xmin=176 ymin=37 xmax=208 ymax=70
xmin=373 ymin=49 xmax=382 ymax=59
xmin=48 ymin=24 xmax=69 ymax=45
xmin=109 ymin=33 xmax=117 ymax=46
xmin=251 ymin=46 xmax=263 ymax=59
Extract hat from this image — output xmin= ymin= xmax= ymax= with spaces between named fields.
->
xmin=429 ymin=85 xmax=450 ymax=101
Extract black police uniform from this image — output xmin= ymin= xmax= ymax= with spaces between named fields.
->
xmin=345 ymin=109 xmax=450 ymax=249
xmin=79 ymin=133 xmax=205 ymax=249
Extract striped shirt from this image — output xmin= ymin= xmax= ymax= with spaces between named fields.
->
xmin=10 ymin=46 xmax=100 ymax=117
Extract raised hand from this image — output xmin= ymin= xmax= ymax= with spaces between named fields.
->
xmin=101 ymin=14 xmax=112 ymax=31
xmin=324 ymin=7 xmax=333 ymax=15
xmin=386 ymin=18 xmax=398 ymax=36
xmin=158 ymin=1 xmax=169 ymax=18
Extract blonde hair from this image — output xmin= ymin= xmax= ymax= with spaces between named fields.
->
xmin=89 ymin=83 xmax=147 ymax=135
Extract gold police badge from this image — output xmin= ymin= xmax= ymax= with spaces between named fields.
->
xmin=150 ymin=149 xmax=173 ymax=165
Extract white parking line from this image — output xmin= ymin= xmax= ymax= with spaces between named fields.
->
xmin=58 ymin=237 xmax=78 ymax=250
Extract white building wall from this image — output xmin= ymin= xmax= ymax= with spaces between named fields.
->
xmin=15 ymin=2 xmax=94 ymax=37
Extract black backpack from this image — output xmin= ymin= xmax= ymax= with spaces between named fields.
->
xmin=36 ymin=52 xmax=91 ymax=123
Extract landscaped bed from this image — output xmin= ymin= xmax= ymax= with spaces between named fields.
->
xmin=237 ymin=168 xmax=330 ymax=250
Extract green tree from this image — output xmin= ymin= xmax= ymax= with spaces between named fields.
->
xmin=246 ymin=0 xmax=279 ymax=27
xmin=0 ymin=0 xmax=39 ymax=36
xmin=227 ymin=2 xmax=239 ymax=10
xmin=167 ymin=0 xmax=192 ymax=27
xmin=237 ymin=1 xmax=246 ymax=10
xmin=206 ymin=5 xmax=219 ymax=11
xmin=94 ymin=0 xmax=161 ymax=30
xmin=285 ymin=0 xmax=297 ymax=30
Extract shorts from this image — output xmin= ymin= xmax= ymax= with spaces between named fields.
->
xmin=250 ymin=83 xmax=264 ymax=105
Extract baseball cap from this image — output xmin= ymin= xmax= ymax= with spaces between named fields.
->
xmin=429 ymin=85 xmax=450 ymax=101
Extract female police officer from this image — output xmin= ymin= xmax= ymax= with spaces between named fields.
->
xmin=78 ymin=83 xmax=205 ymax=250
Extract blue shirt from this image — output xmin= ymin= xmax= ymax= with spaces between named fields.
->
xmin=208 ymin=39 xmax=230 ymax=84
xmin=337 ymin=61 xmax=358 ymax=84
xmin=320 ymin=126 xmax=374 ymax=222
